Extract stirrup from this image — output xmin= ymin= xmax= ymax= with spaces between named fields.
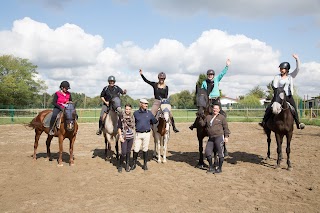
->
xmin=49 ymin=129 xmax=54 ymax=136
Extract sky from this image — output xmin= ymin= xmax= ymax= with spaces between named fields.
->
xmin=0 ymin=0 xmax=319 ymax=100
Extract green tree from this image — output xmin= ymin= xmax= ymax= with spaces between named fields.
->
xmin=248 ymin=85 xmax=265 ymax=98
xmin=237 ymin=94 xmax=261 ymax=107
xmin=0 ymin=55 xmax=47 ymax=108
xmin=176 ymin=90 xmax=195 ymax=109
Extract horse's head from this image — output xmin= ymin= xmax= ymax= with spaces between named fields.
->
xmin=196 ymin=85 xmax=209 ymax=117
xmin=272 ymin=86 xmax=287 ymax=115
xmin=63 ymin=102 xmax=77 ymax=131
xmin=160 ymin=98 xmax=171 ymax=124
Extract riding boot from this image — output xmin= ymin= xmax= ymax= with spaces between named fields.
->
xmin=292 ymin=111 xmax=305 ymax=129
xmin=206 ymin=156 xmax=215 ymax=173
xmin=118 ymin=155 xmax=124 ymax=173
xmin=96 ymin=119 xmax=103 ymax=135
xmin=131 ymin=151 xmax=138 ymax=170
xmin=49 ymin=118 xmax=55 ymax=135
xmin=171 ymin=117 xmax=179 ymax=133
xmin=215 ymin=157 xmax=224 ymax=173
xmin=143 ymin=151 xmax=148 ymax=170
xmin=125 ymin=152 xmax=131 ymax=172
xmin=259 ymin=105 xmax=272 ymax=127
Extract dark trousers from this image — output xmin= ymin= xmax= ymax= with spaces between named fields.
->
xmin=205 ymin=135 xmax=224 ymax=158
xmin=49 ymin=107 xmax=61 ymax=130
xmin=121 ymin=138 xmax=134 ymax=156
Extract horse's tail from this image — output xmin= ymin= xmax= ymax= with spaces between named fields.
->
xmin=26 ymin=118 xmax=43 ymax=130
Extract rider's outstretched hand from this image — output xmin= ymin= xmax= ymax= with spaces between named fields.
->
xmin=139 ymin=69 xmax=143 ymax=75
xmin=226 ymin=59 xmax=231 ymax=66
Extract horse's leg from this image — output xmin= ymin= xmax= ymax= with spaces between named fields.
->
xmin=153 ymin=134 xmax=157 ymax=160
xmin=46 ymin=135 xmax=54 ymax=161
xmin=163 ymin=136 xmax=168 ymax=163
xmin=266 ymin=129 xmax=271 ymax=160
xmin=115 ymin=137 xmax=119 ymax=160
xmin=57 ymin=136 xmax=64 ymax=166
xmin=33 ymin=129 xmax=42 ymax=160
xmin=275 ymin=134 xmax=284 ymax=169
xmin=104 ymin=135 xmax=109 ymax=161
xmin=157 ymin=136 xmax=161 ymax=163
xmin=69 ymin=136 xmax=76 ymax=166
xmin=196 ymin=136 xmax=205 ymax=168
xmin=286 ymin=132 xmax=293 ymax=171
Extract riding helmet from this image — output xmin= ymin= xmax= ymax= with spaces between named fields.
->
xmin=60 ymin=81 xmax=70 ymax=89
xmin=158 ymin=72 xmax=166 ymax=79
xmin=207 ymin=69 xmax=215 ymax=75
xmin=108 ymin=75 xmax=116 ymax=82
xmin=279 ymin=62 xmax=290 ymax=70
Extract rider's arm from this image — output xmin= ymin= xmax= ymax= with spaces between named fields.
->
xmin=101 ymin=97 xmax=109 ymax=106
xmin=140 ymin=74 xmax=155 ymax=86
xmin=217 ymin=66 xmax=228 ymax=82
xmin=290 ymin=56 xmax=300 ymax=78
xmin=52 ymin=93 xmax=62 ymax=110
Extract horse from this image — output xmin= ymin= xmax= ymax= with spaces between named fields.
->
xmin=102 ymin=98 xmax=120 ymax=161
xmin=194 ymin=85 xmax=210 ymax=168
xmin=27 ymin=102 xmax=78 ymax=166
xmin=263 ymin=86 xmax=294 ymax=170
xmin=152 ymin=99 xmax=171 ymax=163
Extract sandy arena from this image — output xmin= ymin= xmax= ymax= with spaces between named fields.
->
xmin=0 ymin=122 xmax=319 ymax=213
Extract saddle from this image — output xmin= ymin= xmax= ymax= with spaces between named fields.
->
xmin=43 ymin=112 xmax=63 ymax=129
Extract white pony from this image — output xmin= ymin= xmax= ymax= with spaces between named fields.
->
xmin=152 ymin=99 xmax=171 ymax=163
xmin=103 ymin=100 xmax=120 ymax=161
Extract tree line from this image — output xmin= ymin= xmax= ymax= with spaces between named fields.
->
xmin=1 ymin=54 xmax=303 ymax=109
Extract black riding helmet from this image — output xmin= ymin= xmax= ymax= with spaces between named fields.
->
xmin=279 ymin=62 xmax=290 ymax=70
xmin=207 ymin=69 xmax=215 ymax=75
xmin=108 ymin=75 xmax=116 ymax=82
xmin=60 ymin=81 xmax=70 ymax=89
xmin=158 ymin=72 xmax=166 ymax=79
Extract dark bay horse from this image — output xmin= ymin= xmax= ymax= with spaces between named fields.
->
xmin=263 ymin=86 xmax=294 ymax=170
xmin=194 ymin=85 xmax=209 ymax=168
xmin=27 ymin=102 xmax=78 ymax=166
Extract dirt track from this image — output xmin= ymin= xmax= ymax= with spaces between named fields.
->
xmin=0 ymin=122 xmax=319 ymax=213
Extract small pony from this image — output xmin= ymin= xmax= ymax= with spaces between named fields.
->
xmin=27 ymin=102 xmax=78 ymax=166
xmin=152 ymin=98 xmax=171 ymax=163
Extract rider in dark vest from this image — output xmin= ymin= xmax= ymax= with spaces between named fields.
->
xmin=259 ymin=54 xmax=305 ymax=130
xmin=189 ymin=59 xmax=231 ymax=130
xmin=96 ymin=76 xmax=127 ymax=135
xmin=49 ymin=81 xmax=73 ymax=135
xmin=139 ymin=69 xmax=179 ymax=133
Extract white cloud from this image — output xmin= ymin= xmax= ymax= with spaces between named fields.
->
xmin=0 ymin=17 xmax=319 ymax=100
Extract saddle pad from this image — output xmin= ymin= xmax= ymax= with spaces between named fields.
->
xmin=43 ymin=112 xmax=53 ymax=128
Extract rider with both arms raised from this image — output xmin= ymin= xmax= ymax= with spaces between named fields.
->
xmin=96 ymin=76 xmax=127 ymax=135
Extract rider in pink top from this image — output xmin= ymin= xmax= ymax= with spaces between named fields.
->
xmin=49 ymin=81 xmax=73 ymax=135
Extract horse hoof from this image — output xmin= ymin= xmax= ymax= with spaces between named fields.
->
xmin=69 ymin=162 xmax=75 ymax=166
xmin=162 ymin=160 xmax=167 ymax=163
xmin=57 ymin=163 xmax=63 ymax=167
xmin=157 ymin=160 xmax=161 ymax=164
xmin=287 ymin=167 xmax=293 ymax=171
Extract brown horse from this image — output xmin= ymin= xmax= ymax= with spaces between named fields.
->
xmin=194 ymin=85 xmax=210 ymax=168
xmin=27 ymin=102 xmax=78 ymax=166
xmin=263 ymin=86 xmax=294 ymax=170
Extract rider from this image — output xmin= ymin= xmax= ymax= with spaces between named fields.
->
xmin=189 ymin=58 xmax=231 ymax=130
xmin=259 ymin=54 xmax=305 ymax=129
xmin=96 ymin=76 xmax=127 ymax=135
xmin=49 ymin=81 xmax=73 ymax=135
xmin=139 ymin=69 xmax=179 ymax=133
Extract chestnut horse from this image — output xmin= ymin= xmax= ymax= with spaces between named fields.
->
xmin=263 ymin=86 xmax=294 ymax=170
xmin=27 ymin=102 xmax=78 ymax=166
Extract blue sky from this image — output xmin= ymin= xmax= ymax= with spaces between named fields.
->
xmin=1 ymin=0 xmax=319 ymax=99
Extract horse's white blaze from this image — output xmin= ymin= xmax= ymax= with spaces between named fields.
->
xmin=272 ymin=102 xmax=282 ymax=114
